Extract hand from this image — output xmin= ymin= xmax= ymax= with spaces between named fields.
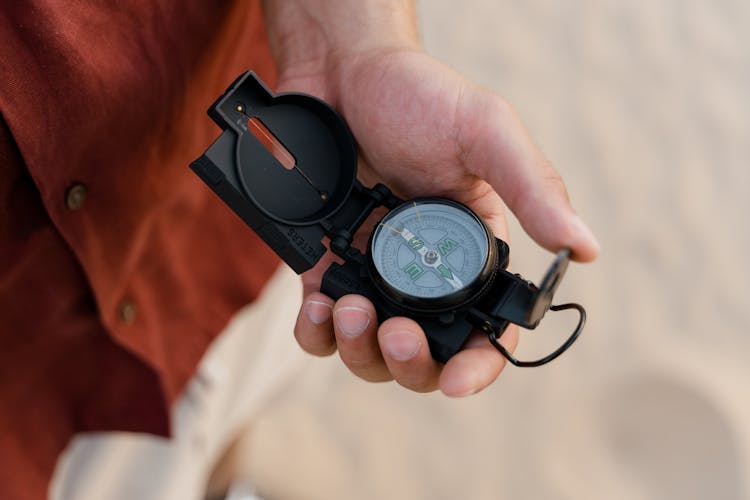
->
xmin=263 ymin=0 xmax=600 ymax=396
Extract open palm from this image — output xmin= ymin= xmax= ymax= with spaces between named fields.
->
xmin=277 ymin=49 xmax=599 ymax=395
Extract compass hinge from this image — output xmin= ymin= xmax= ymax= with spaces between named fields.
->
xmin=365 ymin=183 xmax=403 ymax=209
xmin=329 ymin=229 xmax=354 ymax=257
xmin=323 ymin=182 xmax=398 ymax=259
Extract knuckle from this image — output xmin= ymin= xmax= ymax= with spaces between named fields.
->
xmin=343 ymin=357 xmax=392 ymax=382
xmin=341 ymin=351 xmax=380 ymax=371
xmin=360 ymin=371 xmax=394 ymax=383
xmin=294 ymin=324 xmax=335 ymax=357
xmin=542 ymin=166 xmax=569 ymax=197
xmin=309 ymin=344 xmax=338 ymax=357
xmin=397 ymin=374 xmax=438 ymax=393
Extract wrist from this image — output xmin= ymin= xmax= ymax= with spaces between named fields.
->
xmin=262 ymin=0 xmax=420 ymax=87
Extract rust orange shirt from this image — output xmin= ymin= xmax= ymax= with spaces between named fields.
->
xmin=0 ymin=2 xmax=281 ymax=498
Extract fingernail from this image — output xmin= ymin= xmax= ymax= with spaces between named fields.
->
xmin=382 ymin=331 xmax=421 ymax=361
xmin=454 ymin=387 xmax=479 ymax=398
xmin=442 ymin=382 xmax=479 ymax=398
xmin=571 ymin=215 xmax=600 ymax=253
xmin=334 ymin=307 xmax=371 ymax=338
xmin=305 ymin=300 xmax=332 ymax=325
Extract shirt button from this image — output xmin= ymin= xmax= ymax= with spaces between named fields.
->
xmin=118 ymin=300 xmax=137 ymax=325
xmin=65 ymin=183 xmax=88 ymax=210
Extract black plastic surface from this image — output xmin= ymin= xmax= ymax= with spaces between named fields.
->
xmin=190 ymin=71 xmax=358 ymax=273
xmin=323 ymin=239 xmax=510 ymax=362
xmin=482 ymin=249 xmax=571 ymax=329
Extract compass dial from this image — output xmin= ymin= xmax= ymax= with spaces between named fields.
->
xmin=368 ymin=198 xmax=498 ymax=311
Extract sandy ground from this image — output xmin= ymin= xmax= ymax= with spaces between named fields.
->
xmin=234 ymin=1 xmax=750 ymax=499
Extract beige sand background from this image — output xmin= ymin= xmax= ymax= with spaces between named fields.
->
xmin=235 ymin=1 xmax=750 ymax=499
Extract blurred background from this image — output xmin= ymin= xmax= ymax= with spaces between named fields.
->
xmin=235 ymin=1 xmax=750 ymax=498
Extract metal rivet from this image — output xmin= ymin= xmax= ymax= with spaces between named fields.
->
xmin=118 ymin=300 xmax=136 ymax=325
xmin=65 ymin=183 xmax=88 ymax=210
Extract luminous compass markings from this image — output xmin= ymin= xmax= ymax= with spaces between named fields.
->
xmin=435 ymin=237 xmax=460 ymax=257
xmin=236 ymin=104 xmax=328 ymax=200
xmin=380 ymin=221 xmax=464 ymax=290
xmin=413 ymin=201 xmax=422 ymax=224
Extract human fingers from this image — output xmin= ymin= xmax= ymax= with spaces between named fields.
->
xmin=439 ymin=326 xmax=520 ymax=397
xmin=377 ymin=316 xmax=442 ymax=392
xmin=332 ymin=294 xmax=392 ymax=382
xmin=294 ymin=292 xmax=337 ymax=356
xmin=455 ymin=85 xmax=600 ymax=262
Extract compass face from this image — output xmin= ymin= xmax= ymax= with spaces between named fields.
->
xmin=369 ymin=199 xmax=496 ymax=310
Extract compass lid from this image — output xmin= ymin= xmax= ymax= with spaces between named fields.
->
xmin=210 ymin=71 xmax=358 ymax=226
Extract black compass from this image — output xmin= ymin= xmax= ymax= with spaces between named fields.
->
xmin=190 ymin=72 xmax=585 ymax=366
xmin=368 ymin=199 xmax=498 ymax=311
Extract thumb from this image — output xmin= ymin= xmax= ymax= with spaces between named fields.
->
xmin=456 ymin=85 xmax=600 ymax=262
